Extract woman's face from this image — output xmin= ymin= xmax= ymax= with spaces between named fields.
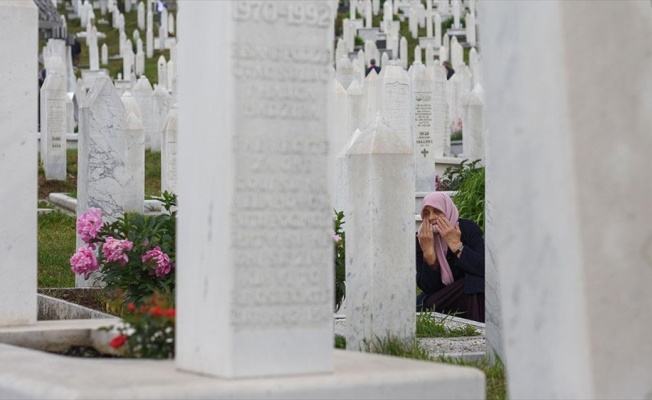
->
xmin=422 ymin=206 xmax=445 ymax=225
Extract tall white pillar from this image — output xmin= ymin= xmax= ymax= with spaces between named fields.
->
xmin=480 ymin=1 xmax=652 ymax=398
xmin=0 ymin=0 xmax=38 ymax=327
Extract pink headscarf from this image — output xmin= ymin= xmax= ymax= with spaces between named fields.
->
xmin=421 ymin=192 xmax=459 ymax=286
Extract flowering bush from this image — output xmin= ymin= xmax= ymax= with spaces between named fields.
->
xmin=108 ymin=292 xmax=175 ymax=359
xmin=333 ymin=210 xmax=346 ymax=312
xmin=70 ymin=192 xmax=177 ymax=305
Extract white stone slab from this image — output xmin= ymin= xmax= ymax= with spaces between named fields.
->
xmin=381 ymin=64 xmax=412 ymax=145
xmin=0 ymin=0 xmax=38 ymax=327
xmin=176 ymin=1 xmax=334 ymax=379
xmin=41 ymin=72 xmax=68 ymax=181
xmin=121 ymin=96 xmax=145 ymax=214
xmin=344 ymin=115 xmax=415 ymax=351
xmin=480 ymin=1 xmax=652 ymax=397
xmin=461 ymin=84 xmax=484 ymax=162
xmin=0 ymin=342 xmax=484 ymax=399
xmin=161 ymin=104 xmax=177 ymax=194
xmin=411 ymin=63 xmax=436 ymax=192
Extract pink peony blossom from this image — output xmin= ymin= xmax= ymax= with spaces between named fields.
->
xmin=102 ymin=237 xmax=134 ymax=266
xmin=141 ymin=246 xmax=174 ymax=277
xmin=70 ymin=246 xmax=99 ymax=276
xmin=77 ymin=208 xmax=104 ymax=243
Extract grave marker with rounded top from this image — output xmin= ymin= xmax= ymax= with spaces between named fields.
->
xmin=121 ymin=97 xmax=145 ymax=214
xmin=161 ymin=103 xmax=177 ymax=194
xmin=41 ymin=71 xmax=68 ymax=181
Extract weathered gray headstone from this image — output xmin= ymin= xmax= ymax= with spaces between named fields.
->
xmin=76 ymin=76 xmax=127 ymax=287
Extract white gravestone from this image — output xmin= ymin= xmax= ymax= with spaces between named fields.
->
xmin=146 ymin=26 xmax=153 ymax=58
xmin=382 ymin=64 xmax=413 ymax=145
xmin=335 ymin=56 xmax=355 ymax=91
xmin=335 ymin=37 xmax=347 ymax=64
xmin=434 ymin=12 xmax=442 ymax=48
xmin=347 ymin=79 xmax=367 ymax=136
xmin=41 ymin=72 xmax=68 ymax=181
xmin=344 ymin=114 xmax=415 ymax=351
xmin=372 ymin=0 xmax=380 ymax=15
xmin=76 ymin=76 xmax=127 ymax=288
xmin=450 ymin=36 xmax=464 ymax=69
xmin=364 ymin=68 xmax=381 ymax=121
xmin=161 ymin=104 xmax=177 ymax=194
xmin=364 ymin=0 xmax=372 ymax=28
xmin=121 ymin=95 xmax=145 ymax=214
xmin=89 ymin=36 xmax=99 ymax=70
xmin=452 ymin=0 xmax=460 ymax=28
xmin=167 ymin=59 xmax=175 ymax=94
xmin=0 ymin=0 xmax=38 ymax=327
xmin=411 ymin=63 xmax=436 ymax=192
xmin=439 ymin=0 xmax=449 ymax=15
xmin=123 ymin=39 xmax=134 ymax=79
xmin=133 ymin=29 xmax=140 ymax=43
xmin=481 ymin=3 xmax=652 ymax=397
xmin=157 ymin=55 xmax=167 ymax=90
xmin=101 ymin=43 xmax=108 ymax=65
xmin=176 ymin=0 xmax=334 ymax=378
xmin=400 ymin=36 xmax=408 ymax=70
xmin=461 ymin=84 xmax=485 ymax=162
xmin=409 ymin=8 xmax=418 ymax=39
xmin=152 ymin=85 xmax=171 ymax=156
xmin=119 ymin=30 xmax=126 ymax=57
xmin=425 ymin=42 xmax=434 ymax=66
xmin=364 ymin=40 xmax=379 ymax=67
xmin=432 ymin=63 xmax=447 ymax=158
xmin=168 ymin=12 xmax=174 ymax=35
xmin=133 ymin=76 xmax=158 ymax=151
xmin=414 ymin=44 xmax=422 ymax=64
xmin=469 ymin=47 xmax=483 ymax=87
xmin=331 ymin=79 xmax=349 ymax=212
xmin=136 ymin=48 xmax=145 ymax=76
xmin=137 ymin=1 xmax=145 ymax=30
xmin=466 ymin=10 xmax=476 ymax=46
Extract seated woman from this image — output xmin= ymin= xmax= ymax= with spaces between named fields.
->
xmin=415 ymin=192 xmax=485 ymax=322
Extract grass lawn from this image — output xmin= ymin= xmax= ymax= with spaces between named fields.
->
xmin=38 ymin=211 xmax=76 ymax=288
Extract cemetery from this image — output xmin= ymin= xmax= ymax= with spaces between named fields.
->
xmin=1 ymin=0 xmax=651 ymax=399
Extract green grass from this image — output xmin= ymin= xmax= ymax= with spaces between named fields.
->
xmin=38 ymin=211 xmax=76 ymax=288
xmin=145 ymin=150 xmax=162 ymax=197
xmin=346 ymin=334 xmax=507 ymax=400
xmin=416 ymin=312 xmax=480 ymax=338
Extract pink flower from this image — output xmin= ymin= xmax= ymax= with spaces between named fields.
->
xmin=332 ymin=234 xmax=342 ymax=243
xmin=77 ymin=208 xmax=104 ymax=243
xmin=102 ymin=237 xmax=133 ymax=266
xmin=70 ymin=246 xmax=99 ymax=277
xmin=141 ymin=246 xmax=174 ymax=277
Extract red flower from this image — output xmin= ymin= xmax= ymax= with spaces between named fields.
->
xmin=140 ymin=305 xmax=149 ymax=313
xmin=149 ymin=306 xmax=163 ymax=317
xmin=127 ymin=302 xmax=136 ymax=312
xmin=165 ymin=308 xmax=175 ymax=318
xmin=110 ymin=334 xmax=127 ymax=349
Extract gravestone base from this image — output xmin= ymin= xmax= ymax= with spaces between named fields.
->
xmin=0 ymin=325 xmax=484 ymax=399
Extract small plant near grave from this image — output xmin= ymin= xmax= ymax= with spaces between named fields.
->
xmin=416 ymin=312 xmax=479 ymax=338
xmin=70 ymin=192 xmax=177 ymax=305
xmin=436 ymin=159 xmax=485 ymax=229
xmin=334 ymin=334 xmax=346 ymax=349
xmin=107 ymin=292 xmax=175 ymax=359
xmin=362 ymin=334 xmax=432 ymax=361
xmin=333 ymin=210 xmax=346 ymax=312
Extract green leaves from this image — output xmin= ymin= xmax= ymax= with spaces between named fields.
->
xmin=333 ymin=209 xmax=346 ymax=312
xmin=96 ymin=192 xmax=177 ymax=305
xmin=439 ymin=159 xmax=485 ymax=230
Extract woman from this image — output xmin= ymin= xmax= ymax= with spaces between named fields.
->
xmin=416 ymin=192 xmax=485 ymax=322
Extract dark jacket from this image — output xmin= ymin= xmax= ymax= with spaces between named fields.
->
xmin=416 ymin=218 xmax=484 ymax=295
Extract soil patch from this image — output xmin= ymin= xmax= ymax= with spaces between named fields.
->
xmin=38 ymin=288 xmax=118 ymax=315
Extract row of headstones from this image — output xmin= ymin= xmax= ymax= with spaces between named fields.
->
xmin=340 ymin=0 xmax=477 ymax=65
xmin=331 ymin=59 xmax=484 ymax=208
xmin=40 ymin=72 xmax=176 ymax=189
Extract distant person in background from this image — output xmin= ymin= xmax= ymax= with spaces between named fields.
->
xmin=443 ymin=61 xmax=455 ymax=80
xmin=365 ymin=58 xmax=381 ymax=76
xmin=157 ymin=0 xmax=167 ymax=26
xmin=415 ymin=192 xmax=485 ymax=322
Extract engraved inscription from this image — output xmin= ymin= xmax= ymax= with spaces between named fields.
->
xmin=230 ymin=1 xmax=332 ymax=330
xmin=232 ymin=1 xmax=332 ymax=28
xmin=47 ymin=100 xmax=67 ymax=162
xmin=384 ymin=82 xmax=410 ymax=136
xmin=414 ymin=91 xmax=433 ymax=155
